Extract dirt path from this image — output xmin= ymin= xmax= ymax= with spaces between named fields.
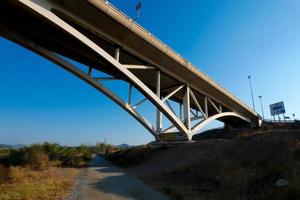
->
xmin=67 ymin=156 xmax=169 ymax=200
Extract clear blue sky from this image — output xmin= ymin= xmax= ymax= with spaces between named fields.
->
xmin=0 ymin=0 xmax=299 ymax=146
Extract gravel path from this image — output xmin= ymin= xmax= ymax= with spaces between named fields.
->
xmin=67 ymin=156 xmax=169 ymax=200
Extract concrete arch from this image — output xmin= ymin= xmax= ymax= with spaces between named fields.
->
xmin=0 ymin=29 xmax=158 ymax=137
xmin=190 ymin=112 xmax=251 ymax=137
xmin=15 ymin=0 xmax=189 ymax=137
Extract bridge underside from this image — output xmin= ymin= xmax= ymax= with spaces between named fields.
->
xmin=0 ymin=0 xmax=259 ymax=141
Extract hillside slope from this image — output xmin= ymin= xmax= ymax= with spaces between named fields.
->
xmin=108 ymin=130 xmax=300 ymax=200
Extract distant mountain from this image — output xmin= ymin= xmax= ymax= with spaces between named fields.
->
xmin=0 ymin=144 xmax=25 ymax=149
xmin=0 ymin=144 xmax=12 ymax=149
xmin=117 ymin=144 xmax=131 ymax=149
xmin=13 ymin=144 xmax=25 ymax=149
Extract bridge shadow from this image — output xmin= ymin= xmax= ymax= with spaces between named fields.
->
xmin=86 ymin=156 xmax=169 ymax=200
xmin=88 ymin=155 xmax=122 ymax=173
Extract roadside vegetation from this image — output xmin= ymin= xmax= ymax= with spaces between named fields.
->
xmin=90 ymin=142 xmax=119 ymax=155
xmin=0 ymin=142 xmax=110 ymax=200
xmin=0 ymin=143 xmax=93 ymax=169
xmin=108 ymin=130 xmax=300 ymax=200
xmin=0 ymin=165 xmax=77 ymax=200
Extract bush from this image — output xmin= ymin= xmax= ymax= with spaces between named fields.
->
xmin=105 ymin=145 xmax=115 ymax=155
xmin=90 ymin=143 xmax=118 ymax=155
xmin=8 ymin=166 xmax=26 ymax=183
xmin=5 ymin=145 xmax=50 ymax=171
xmin=83 ymin=151 xmax=92 ymax=161
xmin=0 ymin=143 xmax=94 ymax=169
xmin=3 ymin=149 xmax=25 ymax=166
xmin=91 ymin=143 xmax=107 ymax=154
xmin=26 ymin=151 xmax=49 ymax=171
xmin=61 ymin=155 xmax=83 ymax=167
xmin=0 ymin=149 xmax=10 ymax=159
xmin=43 ymin=142 xmax=61 ymax=160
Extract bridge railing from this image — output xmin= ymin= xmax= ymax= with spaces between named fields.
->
xmin=263 ymin=119 xmax=299 ymax=124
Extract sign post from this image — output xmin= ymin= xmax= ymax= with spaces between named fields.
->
xmin=269 ymin=101 xmax=286 ymax=121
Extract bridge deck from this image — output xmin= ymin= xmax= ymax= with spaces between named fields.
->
xmin=80 ymin=0 xmax=258 ymax=120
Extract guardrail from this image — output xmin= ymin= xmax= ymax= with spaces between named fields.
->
xmin=263 ymin=119 xmax=299 ymax=123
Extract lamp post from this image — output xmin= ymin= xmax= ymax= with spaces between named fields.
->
xmin=248 ymin=75 xmax=256 ymax=111
xmin=258 ymin=95 xmax=264 ymax=119
xmin=135 ymin=2 xmax=142 ymax=19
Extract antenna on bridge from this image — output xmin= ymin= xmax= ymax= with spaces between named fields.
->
xmin=135 ymin=1 xmax=142 ymax=20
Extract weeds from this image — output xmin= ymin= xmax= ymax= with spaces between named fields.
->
xmin=0 ymin=142 xmax=102 ymax=200
xmin=162 ymin=186 xmax=184 ymax=200
xmin=0 ymin=167 xmax=78 ymax=200
xmin=166 ymin=132 xmax=300 ymax=200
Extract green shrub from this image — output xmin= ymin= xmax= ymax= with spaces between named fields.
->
xmin=61 ymin=155 xmax=83 ymax=167
xmin=82 ymin=151 xmax=92 ymax=161
xmin=2 ymin=145 xmax=49 ymax=171
xmin=90 ymin=143 xmax=118 ymax=155
xmin=0 ymin=149 xmax=10 ymax=158
xmin=43 ymin=142 xmax=61 ymax=161
xmin=4 ymin=149 xmax=25 ymax=166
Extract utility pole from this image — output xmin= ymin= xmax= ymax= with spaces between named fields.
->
xmin=258 ymin=95 xmax=265 ymax=119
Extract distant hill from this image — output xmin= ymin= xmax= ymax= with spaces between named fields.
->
xmin=117 ymin=144 xmax=131 ymax=149
xmin=0 ymin=144 xmax=24 ymax=149
xmin=0 ymin=144 xmax=12 ymax=149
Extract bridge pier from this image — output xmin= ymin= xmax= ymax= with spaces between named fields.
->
xmin=183 ymin=85 xmax=191 ymax=131
xmin=156 ymin=70 xmax=162 ymax=134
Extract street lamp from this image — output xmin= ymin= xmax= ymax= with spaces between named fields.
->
xmin=258 ymin=95 xmax=265 ymax=120
xmin=248 ymin=75 xmax=256 ymax=111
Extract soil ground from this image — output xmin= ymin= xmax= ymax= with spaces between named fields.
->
xmin=67 ymin=156 xmax=169 ymax=200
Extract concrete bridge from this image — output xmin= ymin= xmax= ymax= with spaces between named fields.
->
xmin=0 ymin=0 xmax=260 ymax=141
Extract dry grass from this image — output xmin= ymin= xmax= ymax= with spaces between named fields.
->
xmin=0 ymin=166 xmax=78 ymax=200
xmin=163 ymin=132 xmax=300 ymax=200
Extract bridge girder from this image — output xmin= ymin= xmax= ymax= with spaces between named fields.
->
xmin=0 ymin=0 xmax=254 ymax=141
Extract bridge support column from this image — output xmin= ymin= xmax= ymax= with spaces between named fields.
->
xmin=115 ymin=48 xmax=120 ymax=61
xmin=128 ymin=84 xmax=133 ymax=105
xmin=180 ymin=103 xmax=183 ymax=122
xmin=183 ymin=85 xmax=191 ymax=131
xmin=204 ymin=97 xmax=208 ymax=118
xmin=156 ymin=70 xmax=162 ymax=133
